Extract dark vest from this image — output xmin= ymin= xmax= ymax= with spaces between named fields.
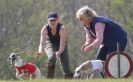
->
xmin=46 ymin=23 xmax=62 ymax=46
xmin=85 ymin=16 xmax=127 ymax=47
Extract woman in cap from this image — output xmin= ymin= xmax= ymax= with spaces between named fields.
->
xmin=36 ymin=12 xmax=73 ymax=79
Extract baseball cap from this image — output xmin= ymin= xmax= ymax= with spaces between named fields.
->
xmin=48 ymin=12 xmax=58 ymax=20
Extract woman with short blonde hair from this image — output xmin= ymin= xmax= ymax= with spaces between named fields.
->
xmin=76 ymin=6 xmax=127 ymax=62
xmin=76 ymin=6 xmax=97 ymax=21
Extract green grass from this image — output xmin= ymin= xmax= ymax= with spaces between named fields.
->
xmin=0 ymin=79 xmax=132 ymax=82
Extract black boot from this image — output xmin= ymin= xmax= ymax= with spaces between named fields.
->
xmin=64 ymin=73 xmax=73 ymax=79
xmin=46 ymin=61 xmax=55 ymax=79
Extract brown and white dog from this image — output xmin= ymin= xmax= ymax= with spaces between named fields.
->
xmin=74 ymin=60 xmax=104 ymax=79
xmin=8 ymin=53 xmax=41 ymax=80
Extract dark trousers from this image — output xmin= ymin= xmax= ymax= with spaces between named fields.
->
xmin=96 ymin=41 xmax=127 ymax=61
xmin=96 ymin=41 xmax=127 ymax=78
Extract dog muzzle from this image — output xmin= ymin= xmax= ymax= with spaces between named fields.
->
xmin=74 ymin=71 xmax=81 ymax=79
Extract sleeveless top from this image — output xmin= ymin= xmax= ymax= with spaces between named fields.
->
xmin=46 ymin=23 xmax=62 ymax=46
xmin=85 ymin=16 xmax=127 ymax=47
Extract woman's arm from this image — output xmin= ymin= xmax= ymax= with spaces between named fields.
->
xmin=81 ymin=27 xmax=94 ymax=51
xmin=38 ymin=25 xmax=47 ymax=53
xmin=56 ymin=26 xmax=67 ymax=57
xmin=84 ymin=22 xmax=105 ymax=51
xmin=84 ymin=27 xmax=94 ymax=45
xmin=90 ymin=22 xmax=105 ymax=47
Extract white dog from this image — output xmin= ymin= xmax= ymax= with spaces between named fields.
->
xmin=74 ymin=60 xmax=104 ymax=79
xmin=8 ymin=53 xmax=41 ymax=80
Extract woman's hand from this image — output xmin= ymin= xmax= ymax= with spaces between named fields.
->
xmin=34 ymin=51 xmax=42 ymax=57
xmin=81 ymin=44 xmax=88 ymax=52
xmin=81 ymin=45 xmax=85 ymax=52
xmin=81 ymin=43 xmax=92 ymax=52
xmin=83 ymin=45 xmax=92 ymax=52
xmin=55 ymin=51 xmax=61 ymax=60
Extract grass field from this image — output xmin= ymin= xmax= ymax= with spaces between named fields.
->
xmin=0 ymin=79 xmax=132 ymax=82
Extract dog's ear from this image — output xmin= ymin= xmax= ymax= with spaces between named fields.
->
xmin=10 ymin=52 xmax=18 ymax=55
xmin=11 ymin=53 xmax=20 ymax=57
xmin=12 ymin=52 xmax=19 ymax=55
